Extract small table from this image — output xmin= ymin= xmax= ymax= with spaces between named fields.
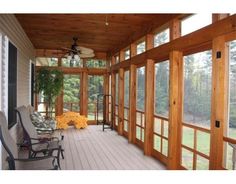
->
xmin=56 ymin=111 xmax=88 ymax=129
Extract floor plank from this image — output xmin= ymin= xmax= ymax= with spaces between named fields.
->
xmin=60 ymin=125 xmax=166 ymax=170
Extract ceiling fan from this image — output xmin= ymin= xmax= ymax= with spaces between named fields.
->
xmin=61 ymin=37 xmax=95 ymax=61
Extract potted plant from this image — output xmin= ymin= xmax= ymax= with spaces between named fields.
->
xmin=35 ymin=68 xmax=63 ymax=118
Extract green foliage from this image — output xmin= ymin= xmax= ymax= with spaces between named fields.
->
xmin=86 ymin=59 xmax=106 ymax=68
xmin=183 ymin=51 xmax=212 ymax=125
xmin=35 ymin=68 xmax=63 ymax=117
xmin=136 ymin=67 xmax=145 ymax=111
xmin=63 ymin=75 xmax=80 ymax=103
xmin=155 ymin=61 xmax=169 ymax=116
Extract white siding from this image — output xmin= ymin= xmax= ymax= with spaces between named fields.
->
xmin=0 ymin=14 xmax=35 ymax=169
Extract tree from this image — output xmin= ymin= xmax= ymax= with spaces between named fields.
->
xmin=35 ymin=68 xmax=63 ymax=118
xmin=63 ymin=75 xmax=80 ymax=111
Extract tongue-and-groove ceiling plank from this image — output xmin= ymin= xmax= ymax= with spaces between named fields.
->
xmin=15 ymin=14 xmax=180 ymax=52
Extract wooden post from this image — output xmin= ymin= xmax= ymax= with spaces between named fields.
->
xmin=169 ymin=18 xmax=181 ymax=40
xmin=128 ymin=64 xmax=137 ymax=143
xmin=144 ymin=59 xmax=155 ymax=155
xmin=118 ymin=68 xmax=124 ymax=135
xmin=209 ymin=35 xmax=228 ymax=169
xmin=80 ymin=72 xmax=88 ymax=116
xmin=130 ymin=43 xmax=137 ymax=57
xmin=58 ymin=57 xmax=62 ymax=67
xmin=120 ymin=50 xmax=125 ymax=62
xmin=54 ymin=57 xmax=63 ymax=116
xmin=146 ymin=34 xmax=154 ymax=50
xmin=104 ymin=73 xmax=110 ymax=122
xmin=168 ymin=50 xmax=183 ymax=169
xmin=55 ymin=92 xmax=63 ymax=116
xmin=111 ymin=56 xmax=116 ymax=129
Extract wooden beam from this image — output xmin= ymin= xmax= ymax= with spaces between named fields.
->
xmin=128 ymin=64 xmax=137 ymax=143
xmin=168 ymin=50 xmax=183 ymax=170
xmin=109 ymin=14 xmax=181 ymax=55
xmin=36 ymin=66 xmax=107 ymax=75
xmin=111 ymin=15 xmax=236 ymax=72
xmin=118 ymin=68 xmax=124 ymax=135
xmin=209 ymin=35 xmax=228 ymax=170
xmin=144 ymin=59 xmax=155 ymax=155
xmin=212 ymin=14 xmax=229 ymax=23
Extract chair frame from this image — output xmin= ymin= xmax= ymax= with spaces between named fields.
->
xmin=15 ymin=108 xmax=63 ymax=168
xmin=0 ymin=126 xmax=58 ymax=170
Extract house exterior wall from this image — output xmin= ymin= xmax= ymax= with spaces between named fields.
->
xmin=0 ymin=14 xmax=35 ymax=169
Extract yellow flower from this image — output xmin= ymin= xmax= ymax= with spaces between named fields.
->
xmin=56 ymin=111 xmax=88 ymax=129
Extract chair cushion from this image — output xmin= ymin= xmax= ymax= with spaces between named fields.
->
xmin=30 ymin=112 xmax=56 ymax=133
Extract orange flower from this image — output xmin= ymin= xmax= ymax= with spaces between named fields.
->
xmin=56 ymin=111 xmax=88 ymax=129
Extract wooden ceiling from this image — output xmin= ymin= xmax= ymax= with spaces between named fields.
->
xmin=15 ymin=14 xmax=180 ymax=53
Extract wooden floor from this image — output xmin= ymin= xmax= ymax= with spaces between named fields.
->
xmin=59 ymin=125 xmax=166 ymax=170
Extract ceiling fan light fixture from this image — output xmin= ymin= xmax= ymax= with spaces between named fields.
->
xmin=74 ymin=54 xmax=80 ymax=60
xmin=67 ymin=55 xmax=72 ymax=61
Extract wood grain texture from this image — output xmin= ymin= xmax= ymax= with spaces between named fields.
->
xmin=168 ymin=50 xmax=183 ymax=170
xmin=128 ymin=64 xmax=137 ymax=143
xmin=144 ymin=59 xmax=155 ymax=155
xmin=209 ymin=35 xmax=229 ymax=169
xmin=15 ymin=14 xmax=179 ymax=53
xmin=32 ymin=125 xmax=166 ymax=170
xmin=111 ymin=15 xmax=236 ymax=71
xmin=118 ymin=68 xmax=124 ymax=135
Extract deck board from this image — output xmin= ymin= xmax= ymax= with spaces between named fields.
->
xmin=59 ymin=125 xmax=166 ymax=170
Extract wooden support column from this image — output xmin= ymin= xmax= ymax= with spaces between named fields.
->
xmin=169 ymin=18 xmax=181 ymax=40
xmin=120 ymin=50 xmax=125 ymax=62
xmin=128 ymin=64 xmax=137 ymax=143
xmin=118 ymin=68 xmax=124 ymax=135
xmin=146 ymin=34 xmax=154 ymax=50
xmin=111 ymin=56 xmax=116 ymax=129
xmin=55 ymin=91 xmax=63 ymax=116
xmin=130 ymin=43 xmax=137 ymax=57
xmin=144 ymin=59 xmax=155 ymax=155
xmin=80 ymin=72 xmax=88 ymax=116
xmin=103 ymin=73 xmax=110 ymax=122
xmin=34 ymin=93 xmax=38 ymax=111
xmin=58 ymin=57 xmax=62 ymax=67
xmin=209 ymin=35 xmax=228 ymax=170
xmin=168 ymin=50 xmax=183 ymax=170
xmin=55 ymin=57 xmax=63 ymax=116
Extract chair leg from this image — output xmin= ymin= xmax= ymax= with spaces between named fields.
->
xmin=61 ymin=149 xmax=64 ymax=159
xmin=56 ymin=146 xmax=62 ymax=169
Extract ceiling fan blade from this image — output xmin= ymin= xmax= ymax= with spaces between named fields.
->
xmin=79 ymin=53 xmax=95 ymax=58
xmin=77 ymin=46 xmax=94 ymax=54
xmin=61 ymin=47 xmax=78 ymax=53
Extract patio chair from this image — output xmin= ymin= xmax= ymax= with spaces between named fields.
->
xmin=0 ymin=111 xmax=58 ymax=170
xmin=15 ymin=106 xmax=64 ymax=168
